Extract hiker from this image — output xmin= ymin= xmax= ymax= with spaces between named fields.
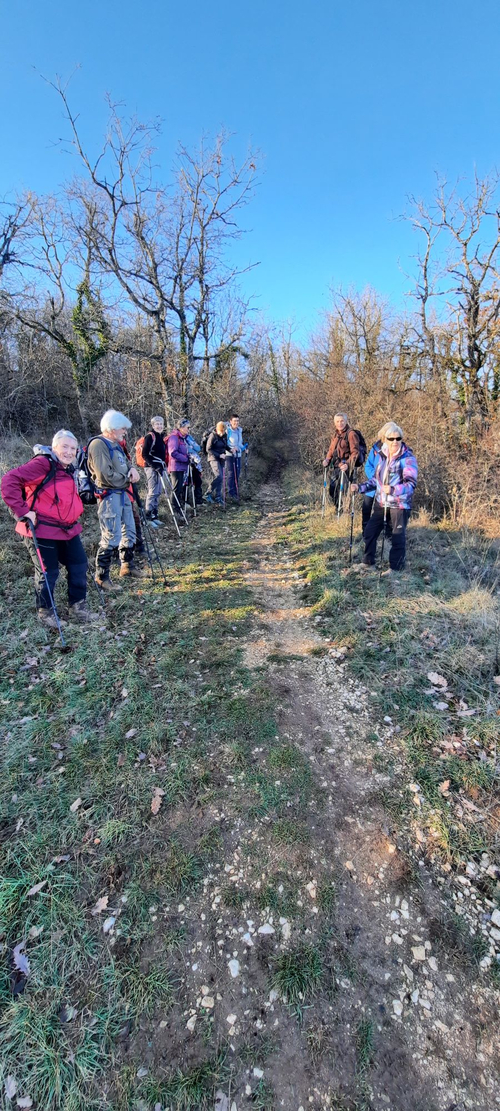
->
xmin=225 ymin=413 xmax=244 ymax=501
xmin=185 ymin=429 xmax=204 ymax=507
xmin=141 ymin=415 xmax=167 ymax=526
xmin=1 ymin=430 xmax=97 ymax=626
xmin=361 ymin=430 xmax=389 ymax=538
xmin=323 ymin=413 xmax=362 ymax=503
xmin=351 ymin=421 xmax=418 ymax=573
xmin=206 ymin=422 xmax=230 ymax=505
xmin=166 ymin=418 xmax=190 ymax=521
xmin=87 ymin=410 xmax=142 ymax=589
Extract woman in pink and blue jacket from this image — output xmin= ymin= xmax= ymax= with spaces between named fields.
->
xmin=351 ymin=422 xmax=418 ymax=572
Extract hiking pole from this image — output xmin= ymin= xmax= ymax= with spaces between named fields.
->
xmin=222 ymin=458 xmax=227 ymax=510
xmin=187 ymin=463 xmax=197 ymax=517
xmin=132 ymin=486 xmax=169 ymax=586
xmin=348 ymin=490 xmax=355 ymax=565
xmin=379 ymin=500 xmax=388 ymax=582
xmin=23 ymin=518 xmax=69 ymax=651
xmin=158 ymin=472 xmax=181 ymax=538
xmin=337 ymin=470 xmax=344 ymax=518
xmin=321 ymin=467 xmax=327 ymax=518
xmin=159 ymin=470 xmax=189 ymax=527
xmin=232 ymin=456 xmax=240 ymax=502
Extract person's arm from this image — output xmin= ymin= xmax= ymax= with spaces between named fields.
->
xmin=323 ymin=434 xmax=337 ymax=466
xmin=87 ymin=439 xmax=115 ymax=488
xmin=1 ymin=457 xmax=50 ymax=520
xmin=391 ymin=454 xmax=418 ymax=500
xmin=142 ymin=432 xmax=155 ymax=468
xmin=168 ymin=433 xmax=186 ymax=464
xmin=347 ymin=430 xmax=360 ymax=467
xmin=364 ymin=447 xmax=377 ymax=481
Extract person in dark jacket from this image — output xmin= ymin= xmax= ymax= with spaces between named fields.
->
xmin=206 ymin=422 xmax=230 ymax=505
xmin=1 ymin=430 xmax=97 ymax=627
xmin=351 ymin=422 xmax=418 ymax=573
xmin=323 ymin=413 xmax=361 ymax=503
xmin=166 ymin=419 xmax=190 ymax=520
xmin=142 ymin=415 xmax=167 ymax=525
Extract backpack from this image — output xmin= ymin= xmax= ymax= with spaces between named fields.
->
xmin=75 ymin=436 xmax=120 ymax=505
xmin=30 ymin=446 xmax=59 ymax=508
xmin=134 ymin=434 xmax=150 ymax=467
xmin=353 ymin=430 xmax=367 ymax=467
xmin=201 ymin=429 xmax=214 ymax=456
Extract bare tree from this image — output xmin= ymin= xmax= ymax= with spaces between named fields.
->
xmin=6 ymin=193 xmax=109 ymax=429
xmin=407 ymin=174 xmax=500 ymax=427
xmin=54 ymin=82 xmax=257 ymax=418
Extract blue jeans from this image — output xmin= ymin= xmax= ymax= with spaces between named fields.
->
xmin=24 ymin=534 xmax=87 ymax=609
xmin=145 ymin=467 xmax=161 ymax=514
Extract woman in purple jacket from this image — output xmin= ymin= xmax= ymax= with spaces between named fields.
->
xmin=351 ymin=422 xmax=418 ymax=573
xmin=166 ymin=419 xmax=190 ymax=521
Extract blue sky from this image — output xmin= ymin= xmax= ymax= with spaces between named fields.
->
xmin=1 ymin=0 xmax=499 ymax=343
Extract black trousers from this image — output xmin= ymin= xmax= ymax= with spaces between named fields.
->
xmin=363 ymin=503 xmax=409 ymax=570
xmin=169 ymin=470 xmax=185 ymax=513
xmin=24 ymin=534 xmax=87 ymax=609
xmin=362 ymin=494 xmax=393 ymax=538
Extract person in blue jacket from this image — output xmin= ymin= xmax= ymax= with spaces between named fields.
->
xmin=362 ymin=434 xmax=383 ymax=537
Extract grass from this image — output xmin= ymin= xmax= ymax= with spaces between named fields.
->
xmin=279 ymin=465 xmax=500 ymax=875
xmin=270 ymin=944 xmax=323 ymax=1008
xmin=1 ymin=449 xmax=498 ymax=1109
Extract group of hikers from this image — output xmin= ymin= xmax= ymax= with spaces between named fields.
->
xmin=1 ymin=405 xmax=417 ymax=635
xmin=322 ymin=412 xmax=418 ymax=574
xmin=1 ymin=410 xmax=248 ymax=629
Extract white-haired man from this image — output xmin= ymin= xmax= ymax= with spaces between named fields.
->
xmin=87 ymin=410 xmax=142 ymax=589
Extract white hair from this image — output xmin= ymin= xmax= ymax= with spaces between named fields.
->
xmin=100 ymin=409 xmax=132 ymax=433
xmin=380 ymin=421 xmax=403 ymax=441
xmin=151 ymin=415 xmax=164 ymax=425
xmin=334 ymin=412 xmax=349 ymax=424
xmin=52 ymin=429 xmax=78 ymax=449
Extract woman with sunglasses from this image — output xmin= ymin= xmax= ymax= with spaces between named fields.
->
xmin=351 ymin=422 xmax=418 ymax=573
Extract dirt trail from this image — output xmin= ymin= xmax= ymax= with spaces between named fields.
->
xmin=242 ymin=477 xmax=499 ymax=1111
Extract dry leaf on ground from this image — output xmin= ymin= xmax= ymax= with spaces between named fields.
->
xmin=27 ymin=880 xmax=47 ymax=897
xmin=4 ymin=1075 xmax=17 ymax=1100
xmin=427 ymin=672 xmax=448 ymax=689
xmin=12 ymin=942 xmax=30 ymax=977
xmin=91 ymin=895 xmax=109 ymax=916
xmin=69 ymin=798 xmax=82 ymax=813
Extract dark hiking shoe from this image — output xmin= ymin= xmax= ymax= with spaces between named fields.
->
xmin=95 ymin=576 xmax=122 ymax=593
xmin=37 ymin=608 xmax=64 ymax=631
xmin=69 ymin=600 xmax=102 ymax=623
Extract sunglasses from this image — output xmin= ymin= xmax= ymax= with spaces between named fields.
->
xmin=387 ymin=436 xmax=402 ymax=441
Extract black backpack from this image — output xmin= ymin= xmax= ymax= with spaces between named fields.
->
xmin=353 ymin=430 xmax=367 ymax=467
xmin=75 ymin=436 xmax=121 ymax=505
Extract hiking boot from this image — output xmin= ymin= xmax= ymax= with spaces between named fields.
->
xmin=95 ymin=576 xmax=122 ymax=593
xmin=119 ymin=563 xmax=149 ymax=578
xmin=69 ymin=600 xmax=102 ymax=623
xmin=37 ymin=608 xmax=64 ymax=630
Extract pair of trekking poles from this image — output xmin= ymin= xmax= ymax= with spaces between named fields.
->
xmin=321 ymin=465 xmax=390 ymax=576
xmin=321 ymin=466 xmax=356 ymax=566
xmin=24 ymin=483 xmax=171 ymax=651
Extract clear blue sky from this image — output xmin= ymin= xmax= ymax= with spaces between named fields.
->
xmin=2 ymin=0 xmax=499 ymax=343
